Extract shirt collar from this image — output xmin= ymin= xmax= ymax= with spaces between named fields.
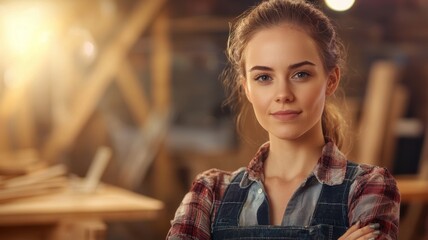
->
xmin=243 ymin=140 xmax=347 ymax=186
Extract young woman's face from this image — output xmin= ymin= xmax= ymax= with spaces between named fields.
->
xmin=243 ymin=24 xmax=338 ymax=141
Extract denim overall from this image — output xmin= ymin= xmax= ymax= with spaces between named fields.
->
xmin=212 ymin=162 xmax=358 ymax=240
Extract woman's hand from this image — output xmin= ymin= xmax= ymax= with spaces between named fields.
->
xmin=339 ymin=221 xmax=380 ymax=240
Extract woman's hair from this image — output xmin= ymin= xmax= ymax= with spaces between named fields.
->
xmin=223 ymin=0 xmax=347 ymax=149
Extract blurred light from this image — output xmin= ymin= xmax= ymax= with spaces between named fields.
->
xmin=0 ymin=2 xmax=58 ymax=61
xmin=82 ymin=41 xmax=96 ymax=59
xmin=325 ymin=0 xmax=355 ymax=11
xmin=68 ymin=27 xmax=97 ymax=64
xmin=3 ymin=68 xmax=18 ymax=88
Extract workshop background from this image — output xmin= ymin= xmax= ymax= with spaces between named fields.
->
xmin=0 ymin=0 xmax=427 ymax=239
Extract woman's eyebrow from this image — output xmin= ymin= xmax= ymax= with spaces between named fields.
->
xmin=249 ymin=65 xmax=273 ymax=72
xmin=288 ymin=61 xmax=316 ymax=69
xmin=248 ymin=61 xmax=316 ymax=72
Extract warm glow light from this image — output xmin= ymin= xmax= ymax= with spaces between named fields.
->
xmin=0 ymin=2 xmax=58 ymax=60
xmin=68 ymin=27 xmax=98 ymax=64
xmin=83 ymin=41 xmax=96 ymax=58
xmin=325 ymin=0 xmax=355 ymax=11
xmin=3 ymin=68 xmax=17 ymax=88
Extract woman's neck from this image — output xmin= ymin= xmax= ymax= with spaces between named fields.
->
xmin=264 ymin=130 xmax=325 ymax=181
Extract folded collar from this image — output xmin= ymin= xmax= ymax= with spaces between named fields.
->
xmin=243 ymin=141 xmax=347 ymax=187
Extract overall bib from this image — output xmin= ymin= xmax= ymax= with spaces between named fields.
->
xmin=212 ymin=162 xmax=358 ymax=240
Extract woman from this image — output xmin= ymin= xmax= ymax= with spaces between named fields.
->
xmin=167 ymin=0 xmax=400 ymax=239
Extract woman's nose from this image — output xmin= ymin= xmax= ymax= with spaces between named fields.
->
xmin=275 ymin=82 xmax=294 ymax=103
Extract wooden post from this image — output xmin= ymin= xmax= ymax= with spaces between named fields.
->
xmin=356 ymin=61 xmax=400 ymax=166
xmin=381 ymin=85 xmax=409 ymax=169
xmin=151 ymin=9 xmax=171 ymax=114
xmin=149 ymin=9 xmax=176 ymax=238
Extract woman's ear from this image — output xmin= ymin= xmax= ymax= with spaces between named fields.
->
xmin=326 ymin=66 xmax=340 ymax=96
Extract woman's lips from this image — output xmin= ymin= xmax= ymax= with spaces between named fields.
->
xmin=270 ymin=110 xmax=302 ymax=121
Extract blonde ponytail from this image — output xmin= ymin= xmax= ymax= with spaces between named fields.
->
xmin=322 ymin=99 xmax=348 ymax=150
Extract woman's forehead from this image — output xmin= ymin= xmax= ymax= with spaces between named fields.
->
xmin=243 ymin=25 xmax=323 ymax=69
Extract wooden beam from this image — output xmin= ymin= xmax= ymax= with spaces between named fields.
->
xmin=42 ymin=0 xmax=167 ymax=163
xmin=151 ymin=9 xmax=171 ymax=113
xmin=116 ymin=60 xmax=150 ymax=125
xmin=381 ymin=85 xmax=408 ymax=169
xmin=356 ymin=61 xmax=400 ymax=166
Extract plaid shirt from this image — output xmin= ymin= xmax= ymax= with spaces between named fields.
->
xmin=167 ymin=142 xmax=400 ymax=240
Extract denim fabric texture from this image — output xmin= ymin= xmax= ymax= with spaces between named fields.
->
xmin=212 ymin=162 xmax=359 ymax=240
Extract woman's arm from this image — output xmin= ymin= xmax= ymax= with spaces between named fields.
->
xmin=167 ymin=181 xmax=214 ymax=240
xmin=167 ymin=169 xmax=232 ymax=240
xmin=348 ymin=165 xmax=401 ymax=239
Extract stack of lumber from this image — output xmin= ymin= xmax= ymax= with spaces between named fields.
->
xmin=0 ymin=151 xmax=68 ymax=202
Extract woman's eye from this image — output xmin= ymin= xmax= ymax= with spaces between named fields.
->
xmin=255 ymin=74 xmax=272 ymax=82
xmin=292 ymin=72 xmax=310 ymax=79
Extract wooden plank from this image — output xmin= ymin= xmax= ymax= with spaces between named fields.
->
xmin=42 ymin=0 xmax=168 ymax=163
xmin=396 ymin=176 xmax=428 ymax=202
xmin=0 ymin=183 xmax=164 ymax=225
xmin=151 ymin=9 xmax=171 ymax=113
xmin=115 ymin=10 xmax=171 ymax=190
xmin=80 ymin=147 xmax=111 ymax=193
xmin=381 ymin=85 xmax=409 ymax=169
xmin=149 ymin=10 xmax=173 ymax=235
xmin=117 ymin=112 xmax=169 ymax=190
xmin=0 ymin=177 xmax=67 ymax=203
xmin=116 ymin=60 xmax=149 ymax=125
xmin=1 ymin=165 xmax=67 ymax=188
xmin=0 ymin=149 xmax=44 ymax=176
xmin=356 ymin=61 xmax=400 ymax=166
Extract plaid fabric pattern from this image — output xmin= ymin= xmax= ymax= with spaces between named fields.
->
xmin=167 ymin=142 xmax=400 ymax=240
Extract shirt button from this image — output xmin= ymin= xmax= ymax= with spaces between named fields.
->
xmin=258 ymin=188 xmax=263 ymax=194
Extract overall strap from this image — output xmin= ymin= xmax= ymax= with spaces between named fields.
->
xmin=212 ymin=169 xmax=249 ymax=228
xmin=311 ymin=161 xmax=359 ymax=233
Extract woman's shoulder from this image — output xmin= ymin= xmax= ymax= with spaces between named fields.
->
xmin=192 ymin=167 xmax=246 ymax=193
xmin=349 ymin=161 xmax=399 ymax=198
xmin=351 ymin=161 xmax=397 ymax=183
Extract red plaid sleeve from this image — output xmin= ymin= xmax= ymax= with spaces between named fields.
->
xmin=348 ymin=165 xmax=401 ymax=240
xmin=167 ymin=169 xmax=232 ymax=240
